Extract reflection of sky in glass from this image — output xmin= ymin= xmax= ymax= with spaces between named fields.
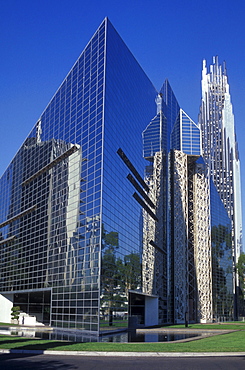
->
xmin=102 ymin=20 xmax=156 ymax=258
xmin=0 ymin=18 xmax=157 ymax=333
xmin=171 ymin=109 xmax=201 ymax=155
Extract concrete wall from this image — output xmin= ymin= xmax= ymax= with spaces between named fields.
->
xmin=0 ymin=293 xmax=13 ymax=323
xmin=19 ymin=313 xmax=37 ymax=326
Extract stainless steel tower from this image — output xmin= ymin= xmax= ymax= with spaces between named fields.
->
xmin=199 ymin=56 xmax=242 ymax=263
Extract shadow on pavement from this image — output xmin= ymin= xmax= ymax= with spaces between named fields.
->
xmin=0 ymin=353 xmax=79 ymax=369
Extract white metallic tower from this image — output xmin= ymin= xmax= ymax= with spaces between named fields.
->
xmin=199 ymin=56 xmax=242 ymax=263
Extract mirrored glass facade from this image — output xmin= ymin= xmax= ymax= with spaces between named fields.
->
xmin=210 ymin=181 xmax=233 ymax=320
xmin=171 ymin=109 xmax=201 ymax=155
xmin=0 ymin=18 xmax=157 ymax=333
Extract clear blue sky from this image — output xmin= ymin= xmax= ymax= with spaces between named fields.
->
xmin=1 ymin=0 xmax=245 ymax=247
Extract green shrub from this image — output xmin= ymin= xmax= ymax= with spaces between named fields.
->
xmin=11 ymin=306 xmax=20 ymax=321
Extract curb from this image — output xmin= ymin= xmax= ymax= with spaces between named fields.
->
xmin=1 ymin=349 xmax=245 ymax=357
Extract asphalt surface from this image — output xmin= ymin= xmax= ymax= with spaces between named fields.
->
xmin=0 ymin=352 xmax=245 ymax=370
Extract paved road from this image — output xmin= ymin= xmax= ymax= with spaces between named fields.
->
xmin=0 ymin=353 xmax=245 ymax=370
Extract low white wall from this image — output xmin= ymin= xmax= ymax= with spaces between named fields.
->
xmin=0 ymin=294 xmax=13 ymax=323
xmin=19 ymin=314 xmax=36 ymax=326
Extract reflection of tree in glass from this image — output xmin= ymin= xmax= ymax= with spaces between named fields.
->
xmin=102 ymin=230 xmax=119 ymax=250
xmin=211 ymin=224 xmax=233 ymax=318
xmin=211 ymin=224 xmax=232 ymax=258
xmin=121 ymin=253 xmax=141 ymax=294
xmin=101 ymin=225 xmax=141 ymax=326
xmin=0 ymin=235 xmax=27 ymax=290
xmin=101 ymin=226 xmax=120 ymax=326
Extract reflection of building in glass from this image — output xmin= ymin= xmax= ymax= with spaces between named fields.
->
xmin=0 ymin=19 xmax=242 ymax=334
xmin=0 ymin=132 xmax=81 ymax=323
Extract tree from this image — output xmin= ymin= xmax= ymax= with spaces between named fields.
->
xmin=237 ymin=253 xmax=245 ymax=315
xmin=237 ymin=253 xmax=245 ymax=290
xmin=11 ymin=306 xmax=20 ymax=323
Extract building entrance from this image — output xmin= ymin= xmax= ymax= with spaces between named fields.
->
xmin=128 ymin=291 xmax=158 ymax=327
xmin=13 ymin=290 xmax=51 ymax=324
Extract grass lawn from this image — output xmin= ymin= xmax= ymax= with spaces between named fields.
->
xmin=167 ymin=323 xmax=245 ymax=331
xmin=0 ymin=323 xmax=245 ymax=352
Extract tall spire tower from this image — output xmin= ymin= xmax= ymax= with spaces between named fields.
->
xmin=199 ymin=56 xmax=242 ymax=263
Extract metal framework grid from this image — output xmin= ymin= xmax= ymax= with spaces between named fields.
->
xmin=172 ymin=150 xmax=189 ymax=323
xmin=142 ymin=152 xmax=166 ymax=324
xmin=172 ymin=151 xmax=212 ymax=323
xmin=189 ymin=158 xmax=213 ymax=323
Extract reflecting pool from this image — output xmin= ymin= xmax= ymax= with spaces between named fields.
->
xmin=0 ymin=328 xmax=203 ymax=343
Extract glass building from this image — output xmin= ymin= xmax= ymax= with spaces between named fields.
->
xmin=171 ymin=109 xmax=201 ymax=155
xmin=0 ymin=18 xmax=157 ymax=334
xmin=210 ymin=181 xmax=233 ymax=321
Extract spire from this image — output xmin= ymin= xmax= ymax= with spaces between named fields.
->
xmin=36 ymin=120 xmax=42 ymax=143
xmin=156 ymin=93 xmax=163 ymax=114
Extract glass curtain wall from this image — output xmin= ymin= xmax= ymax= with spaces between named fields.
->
xmin=0 ymin=18 xmax=107 ymax=332
xmin=210 ymin=182 xmax=233 ymax=320
xmin=100 ymin=20 xmax=157 ymax=330
xmin=0 ymin=18 xmax=157 ymax=334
